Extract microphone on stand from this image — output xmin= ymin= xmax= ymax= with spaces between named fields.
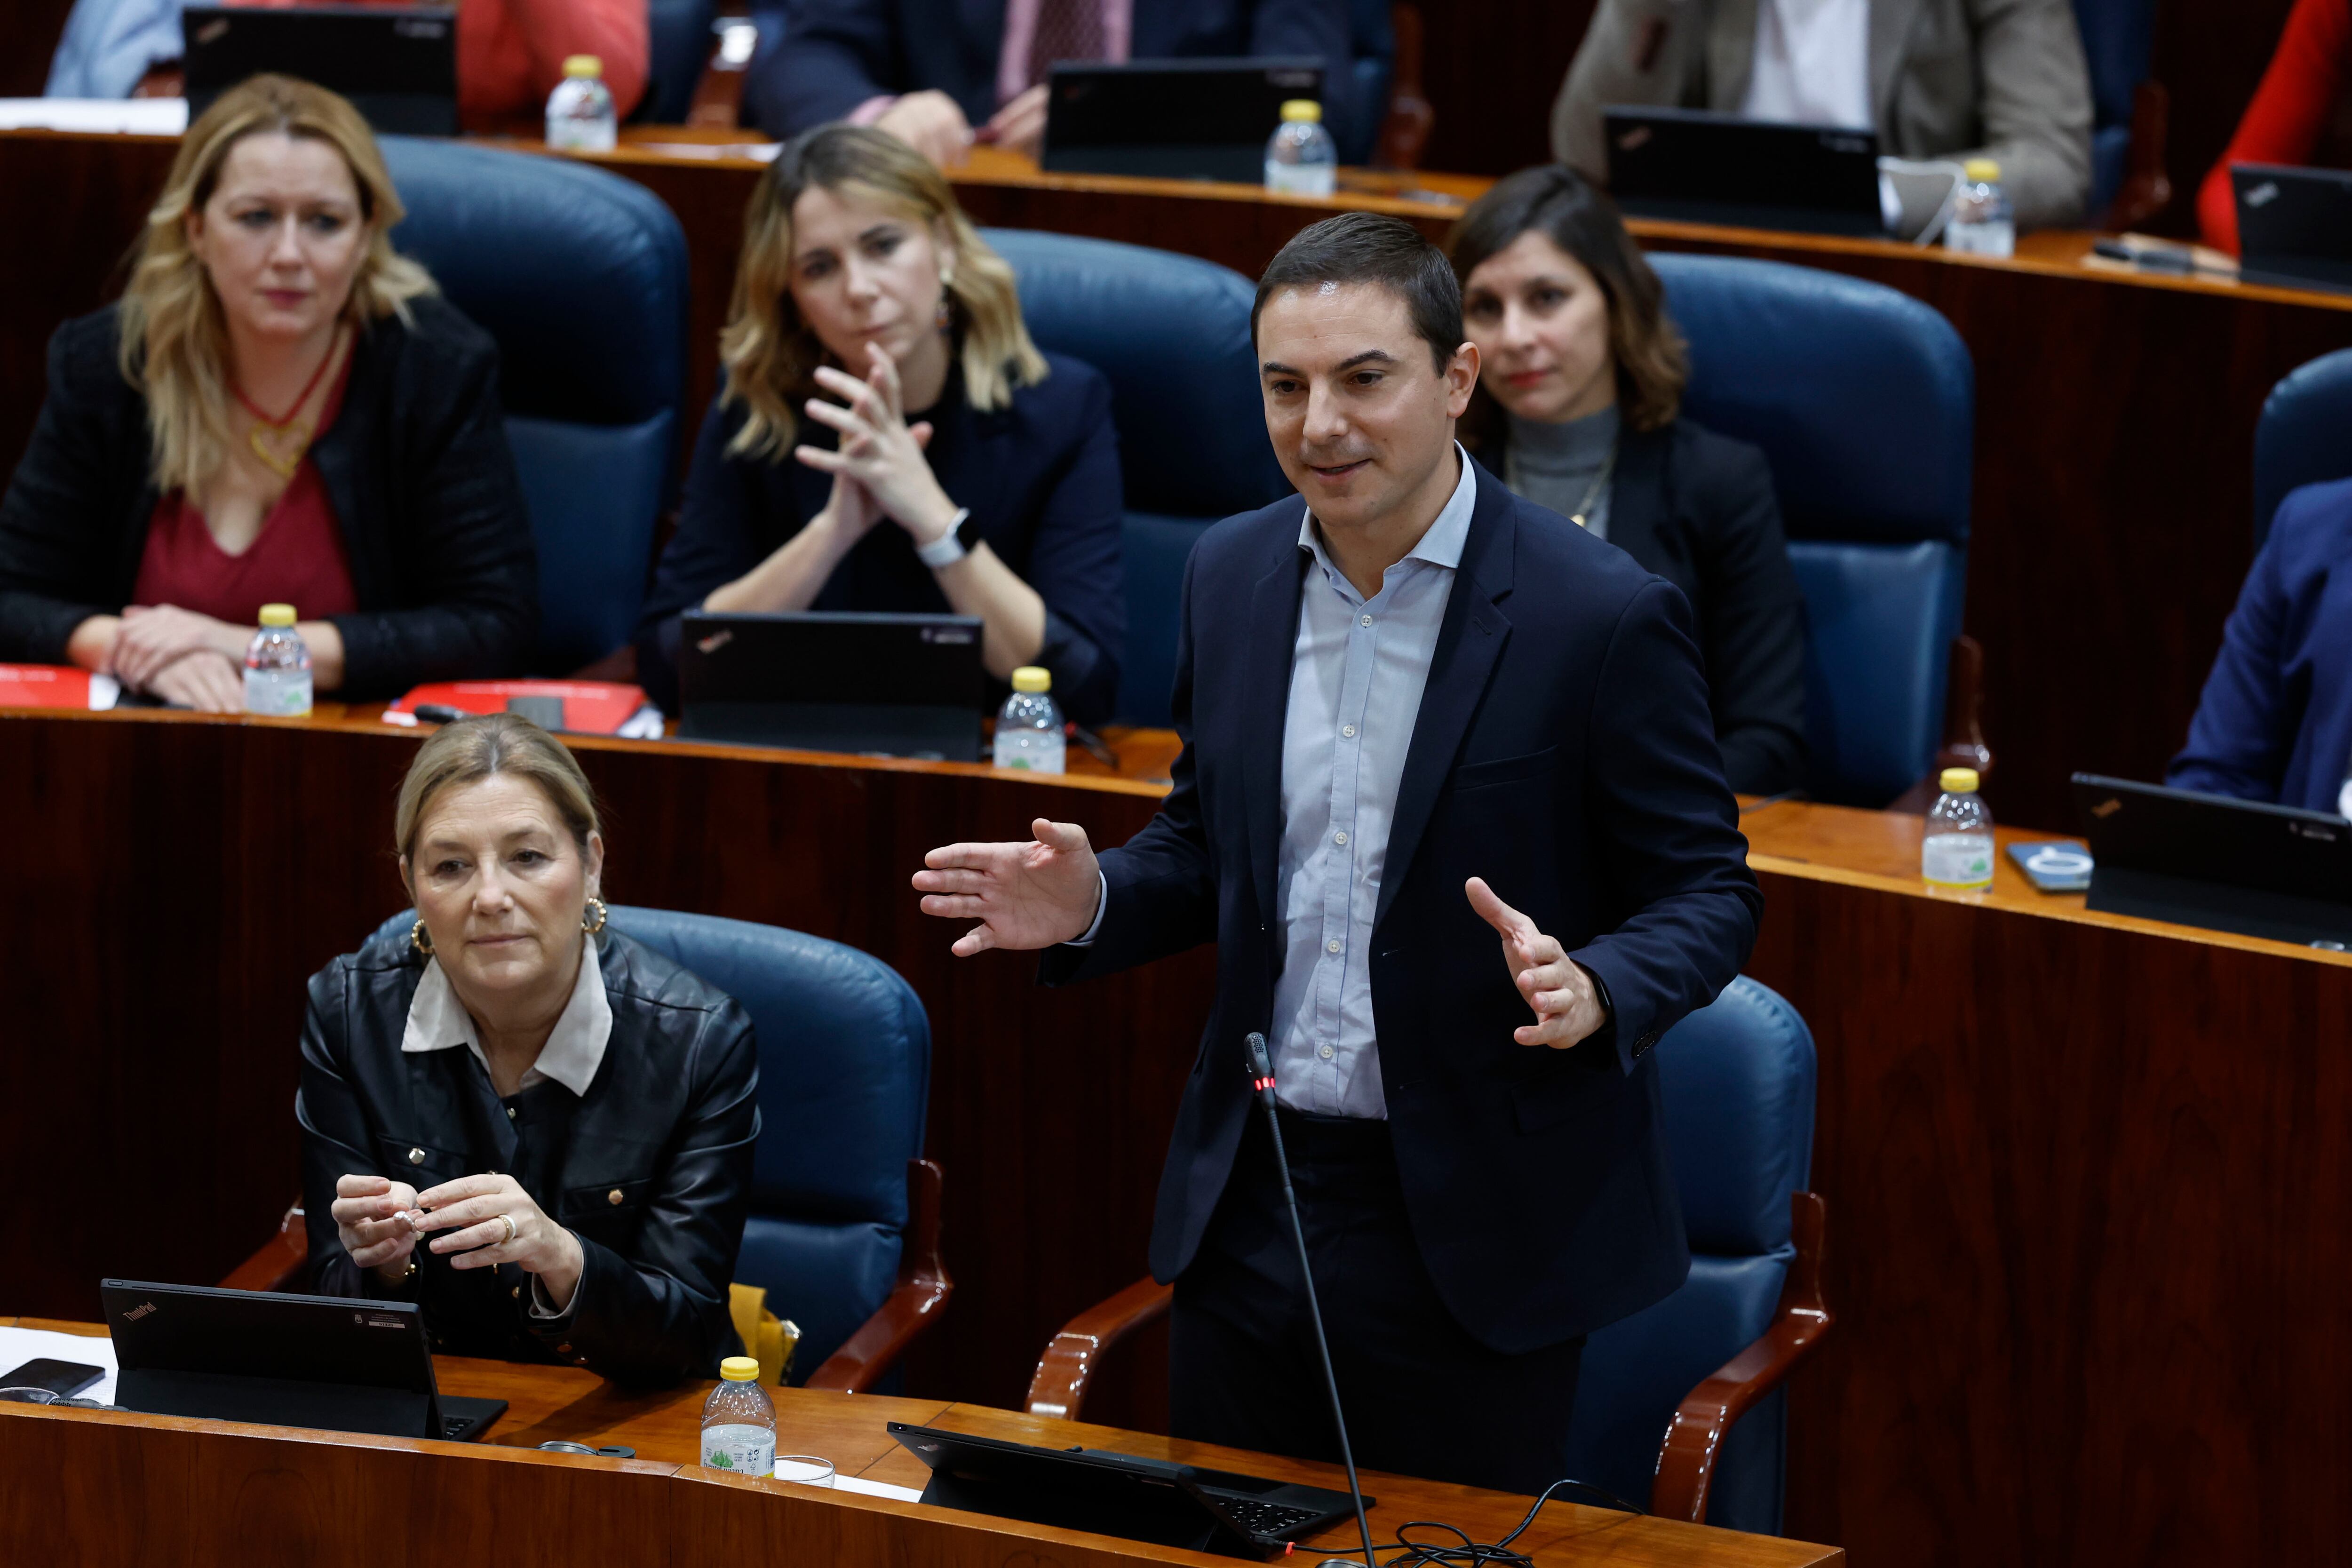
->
xmin=1244 ymin=1031 xmax=1381 ymax=1568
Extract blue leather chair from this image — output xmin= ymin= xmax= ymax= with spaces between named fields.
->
xmin=2071 ymin=0 xmax=2156 ymax=222
xmin=379 ymin=139 xmax=689 ymax=675
xmin=1562 ymin=977 xmax=1826 ymax=1533
xmin=231 ymin=905 xmax=948 ymax=1393
xmin=2254 ymin=347 xmax=2352 ymax=553
xmin=1021 ymin=976 xmax=1831 ymax=1534
xmin=1653 ymin=253 xmax=1975 ymax=808
xmin=981 ymin=229 xmax=1290 ymax=727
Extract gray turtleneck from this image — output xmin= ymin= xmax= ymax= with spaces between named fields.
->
xmin=1504 ymin=404 xmax=1621 ymax=541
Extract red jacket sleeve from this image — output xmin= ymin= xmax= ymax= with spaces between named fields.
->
xmin=2199 ymin=0 xmax=2352 ymax=253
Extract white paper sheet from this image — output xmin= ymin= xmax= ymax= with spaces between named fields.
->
xmin=0 ymin=1325 xmax=119 ymax=1405
xmin=0 ymin=98 xmax=189 ymax=135
xmin=768 ymin=1465 xmax=922 ymax=1502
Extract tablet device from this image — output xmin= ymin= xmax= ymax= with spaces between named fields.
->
xmin=1603 ymin=106 xmax=1884 ymax=237
xmin=2072 ymin=772 xmax=2352 ymax=945
xmin=101 ymin=1280 xmax=505 ymax=1441
xmin=676 ymin=610 xmax=987 ymax=760
xmin=183 ymin=4 xmax=460 ymax=136
xmin=888 ymin=1420 xmax=1370 ymax=1560
xmin=2233 ymin=163 xmax=2352 ymax=294
xmin=1042 ymin=57 xmax=1325 ymax=184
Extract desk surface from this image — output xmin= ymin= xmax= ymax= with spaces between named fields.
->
xmin=1 ymin=1314 xmax=1840 ymax=1567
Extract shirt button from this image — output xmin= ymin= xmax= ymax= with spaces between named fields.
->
xmin=511 ymin=1286 xmax=521 ymax=1299
xmin=407 ymin=1147 xmax=426 ymax=1165
xmin=1319 ymin=1044 xmax=1335 ymax=1060
xmin=607 ymin=1188 xmax=625 ymax=1206
xmin=1359 ymin=614 xmax=1374 ymax=628
xmin=1341 ymin=724 xmax=1356 ymax=738
xmin=1334 ymin=831 xmax=1348 ymax=845
xmin=505 ymin=1106 xmax=517 ymax=1121
xmin=1326 ymin=939 xmax=1342 ymax=954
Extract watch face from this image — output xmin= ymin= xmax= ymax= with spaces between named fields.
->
xmin=955 ymin=509 xmax=981 ymax=549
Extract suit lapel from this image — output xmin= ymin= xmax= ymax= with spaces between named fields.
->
xmin=1869 ymin=0 xmax=1924 ymax=126
xmin=1242 ymin=515 xmax=1309 ymax=932
xmin=1603 ymin=424 xmax=1669 ymax=566
xmin=1375 ymin=469 xmax=1516 ymax=930
xmin=1708 ymin=0 xmax=1760 ymax=108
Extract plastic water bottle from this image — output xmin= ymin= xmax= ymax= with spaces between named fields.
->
xmin=244 ymin=603 xmax=311 ymax=717
xmin=993 ymin=666 xmax=1065 ymax=773
xmin=546 ymin=55 xmax=617 ymax=152
xmin=1263 ymin=99 xmax=1337 ymax=198
xmin=1945 ymin=159 xmax=2015 ymax=258
xmin=700 ymin=1356 xmax=776 ymax=1475
xmin=1922 ymin=767 xmax=1994 ymax=890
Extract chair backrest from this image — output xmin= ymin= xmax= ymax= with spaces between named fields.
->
xmin=1564 ymin=977 xmax=1818 ymax=1536
xmin=366 ymin=905 xmax=930 ymax=1384
xmin=981 ymin=229 xmax=1288 ymax=725
xmin=380 ymin=138 xmax=688 ymax=674
xmin=1652 ymin=253 xmax=1974 ymax=806
xmin=2070 ymin=0 xmax=2154 ymax=215
xmin=2254 ymin=347 xmax=2352 ymax=553
xmin=643 ymin=0 xmax=717 ymax=124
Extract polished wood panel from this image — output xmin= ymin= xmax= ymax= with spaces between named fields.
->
xmin=1738 ymin=798 xmax=2352 ymax=1564
xmin=0 ymin=0 xmax=76 ymax=97
xmin=0 ymin=706 xmax=1209 ymax=1420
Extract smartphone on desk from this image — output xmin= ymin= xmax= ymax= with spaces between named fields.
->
xmin=2 ymin=1358 xmax=106 ymax=1398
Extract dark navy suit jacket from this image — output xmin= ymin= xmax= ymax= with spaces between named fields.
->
xmin=1041 ymin=456 xmax=1762 ymax=1354
xmin=744 ymin=0 xmax=1354 ymax=147
xmin=2170 ymin=477 xmax=2352 ymax=813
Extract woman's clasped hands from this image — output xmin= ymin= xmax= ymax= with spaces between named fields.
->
xmin=795 ymin=343 xmax=958 ymax=551
xmin=331 ymin=1171 xmax=584 ymax=1310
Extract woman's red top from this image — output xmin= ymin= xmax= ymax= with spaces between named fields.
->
xmin=2198 ymin=0 xmax=2352 ymax=254
xmin=131 ymin=354 xmax=360 ymax=626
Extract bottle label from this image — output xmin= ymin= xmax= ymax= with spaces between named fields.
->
xmin=1264 ymin=161 xmax=1336 ymax=197
xmin=701 ymin=1423 xmax=775 ymax=1474
xmin=1946 ymin=220 xmax=2015 ymax=258
xmin=1922 ymin=832 xmax=1994 ymax=889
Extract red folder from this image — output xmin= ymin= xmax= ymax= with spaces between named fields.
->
xmin=385 ymin=680 xmax=650 ymax=735
xmin=0 ymin=665 xmax=117 ymax=709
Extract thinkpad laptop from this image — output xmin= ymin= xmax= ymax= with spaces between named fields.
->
xmin=676 ymin=610 xmax=987 ymax=760
xmin=1604 ymin=106 xmax=1884 ymax=236
xmin=2233 ymin=163 xmax=2352 ymax=294
xmin=101 ymin=1280 xmax=505 ymax=1442
xmin=1042 ymin=57 xmax=1325 ymax=183
xmin=888 ymin=1421 xmax=1371 ymax=1560
xmin=184 ymin=4 xmax=459 ymax=135
xmin=2073 ymin=772 xmax=2352 ymax=946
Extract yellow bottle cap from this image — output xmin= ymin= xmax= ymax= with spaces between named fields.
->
xmin=1963 ymin=158 xmax=2000 ymax=183
xmin=1010 ymin=666 xmax=1052 ymax=693
xmin=563 ymin=55 xmax=604 ymax=79
xmin=719 ymin=1356 xmax=761 ymax=1381
xmin=1940 ymin=767 xmax=1980 ymax=793
xmin=1279 ymin=99 xmax=1322 ymax=124
xmin=258 ymin=603 xmax=296 ymax=627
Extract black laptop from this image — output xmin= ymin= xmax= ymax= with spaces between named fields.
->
xmin=2072 ymin=772 xmax=2352 ymax=946
xmin=676 ymin=610 xmax=987 ymax=760
xmin=183 ymin=4 xmax=459 ymax=136
xmin=100 ymin=1280 xmax=506 ymax=1442
xmin=887 ymin=1421 xmax=1371 ymax=1560
xmin=1042 ymin=57 xmax=1324 ymax=183
xmin=2233 ymin=163 xmax=2352 ymax=294
xmin=1604 ymin=106 xmax=1884 ymax=237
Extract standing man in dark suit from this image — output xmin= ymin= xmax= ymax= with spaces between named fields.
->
xmin=913 ymin=214 xmax=1760 ymax=1493
xmin=743 ymin=0 xmax=1353 ymax=167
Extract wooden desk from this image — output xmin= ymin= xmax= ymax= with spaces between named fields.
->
xmin=8 ymin=128 xmax=2352 ymax=828
xmin=0 ymin=1316 xmax=1841 ymax=1567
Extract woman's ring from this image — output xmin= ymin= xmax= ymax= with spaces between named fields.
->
xmin=498 ymin=1214 xmax=518 ymax=1247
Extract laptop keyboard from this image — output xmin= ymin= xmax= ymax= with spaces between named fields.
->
xmin=1213 ymin=1496 xmax=1324 ymax=1539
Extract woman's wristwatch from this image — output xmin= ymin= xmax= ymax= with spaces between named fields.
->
xmin=915 ymin=507 xmax=977 ymax=569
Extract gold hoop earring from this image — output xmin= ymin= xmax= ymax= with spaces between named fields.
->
xmin=411 ymin=919 xmax=434 ymax=957
xmin=581 ymin=897 xmax=609 ymax=935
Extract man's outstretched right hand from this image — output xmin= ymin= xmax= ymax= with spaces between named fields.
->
xmin=914 ymin=818 xmax=1102 ymax=955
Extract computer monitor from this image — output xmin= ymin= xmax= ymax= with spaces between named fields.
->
xmin=676 ymin=610 xmax=988 ymax=760
xmin=2233 ymin=163 xmax=2352 ymax=294
xmin=1041 ymin=57 xmax=1325 ymax=184
xmin=183 ymin=4 xmax=460 ymax=136
xmin=1603 ymin=106 xmax=1884 ymax=237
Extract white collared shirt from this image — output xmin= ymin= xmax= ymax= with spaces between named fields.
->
xmin=402 ymin=933 xmax=612 ymax=1098
xmin=1742 ymin=0 xmax=1873 ymax=131
xmin=1269 ymin=445 xmax=1478 ymax=1119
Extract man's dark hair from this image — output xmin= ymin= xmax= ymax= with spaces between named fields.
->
xmin=1252 ymin=212 xmax=1464 ymax=373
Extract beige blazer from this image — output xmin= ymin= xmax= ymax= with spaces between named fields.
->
xmin=1551 ymin=0 xmax=2094 ymax=231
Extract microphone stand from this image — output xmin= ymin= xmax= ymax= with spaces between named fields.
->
xmin=1244 ymin=1032 xmax=1380 ymax=1568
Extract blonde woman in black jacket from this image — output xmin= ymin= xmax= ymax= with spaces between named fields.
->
xmin=0 ymin=75 xmax=535 ymax=707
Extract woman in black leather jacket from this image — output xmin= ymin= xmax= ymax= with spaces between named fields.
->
xmin=297 ymin=714 xmax=759 ymax=1386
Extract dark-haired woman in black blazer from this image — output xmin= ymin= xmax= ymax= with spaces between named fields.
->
xmin=1449 ymin=165 xmax=1807 ymax=796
